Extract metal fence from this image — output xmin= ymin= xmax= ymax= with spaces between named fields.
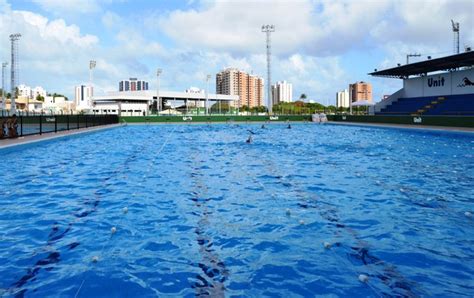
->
xmin=0 ymin=114 xmax=119 ymax=139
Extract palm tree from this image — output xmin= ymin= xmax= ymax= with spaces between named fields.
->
xmin=299 ymin=93 xmax=307 ymax=100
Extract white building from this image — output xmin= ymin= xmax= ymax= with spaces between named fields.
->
xmin=271 ymin=81 xmax=292 ymax=104
xmin=43 ymin=96 xmax=75 ymax=113
xmin=32 ymin=86 xmax=47 ymax=99
xmin=93 ymin=90 xmax=238 ymax=116
xmin=336 ymin=89 xmax=350 ymax=108
xmin=75 ymin=85 xmax=93 ymax=111
xmin=17 ymin=84 xmax=48 ymax=100
xmin=17 ymin=84 xmax=32 ymax=99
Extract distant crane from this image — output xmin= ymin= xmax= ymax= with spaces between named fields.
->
xmin=451 ymin=19 xmax=460 ymax=54
xmin=406 ymin=53 xmax=421 ymax=64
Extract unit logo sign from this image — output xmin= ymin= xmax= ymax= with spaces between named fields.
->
xmin=458 ymin=77 xmax=474 ymax=87
xmin=427 ymin=76 xmax=445 ymax=88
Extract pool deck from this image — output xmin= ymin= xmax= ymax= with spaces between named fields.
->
xmin=0 ymin=124 xmax=122 ymax=150
xmin=329 ymin=121 xmax=474 ymax=133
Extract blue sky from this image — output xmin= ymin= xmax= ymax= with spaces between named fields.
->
xmin=1 ymin=0 xmax=473 ymax=104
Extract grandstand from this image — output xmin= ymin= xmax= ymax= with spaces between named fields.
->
xmin=371 ymin=51 xmax=474 ymax=116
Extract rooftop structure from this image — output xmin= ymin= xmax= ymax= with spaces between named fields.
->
xmin=369 ymin=51 xmax=474 ymax=78
xmin=92 ymin=90 xmax=239 ymax=116
xmin=370 ymin=51 xmax=474 ymax=116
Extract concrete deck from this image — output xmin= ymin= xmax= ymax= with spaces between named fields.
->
xmin=0 ymin=124 xmax=122 ymax=150
xmin=329 ymin=121 xmax=474 ymax=133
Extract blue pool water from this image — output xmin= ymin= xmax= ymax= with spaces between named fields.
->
xmin=1 ymin=123 xmax=473 ymax=297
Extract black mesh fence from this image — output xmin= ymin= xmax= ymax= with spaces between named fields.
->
xmin=0 ymin=113 xmax=119 ymax=139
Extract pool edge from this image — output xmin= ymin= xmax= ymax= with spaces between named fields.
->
xmin=328 ymin=121 xmax=474 ymax=133
xmin=0 ymin=124 xmax=122 ymax=151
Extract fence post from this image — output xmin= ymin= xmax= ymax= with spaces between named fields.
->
xmin=67 ymin=113 xmax=69 ymax=131
xmin=85 ymin=115 xmax=88 ymax=128
xmin=39 ymin=113 xmax=42 ymax=135
xmin=20 ymin=115 xmax=23 ymax=136
xmin=77 ymin=115 xmax=79 ymax=129
xmin=54 ymin=115 xmax=57 ymax=133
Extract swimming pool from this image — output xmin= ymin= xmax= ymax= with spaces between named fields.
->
xmin=1 ymin=123 xmax=473 ymax=297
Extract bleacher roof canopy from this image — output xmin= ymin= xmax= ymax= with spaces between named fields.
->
xmin=369 ymin=51 xmax=474 ymax=78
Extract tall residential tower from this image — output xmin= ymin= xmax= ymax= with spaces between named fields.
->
xmin=349 ymin=81 xmax=372 ymax=102
xmin=271 ymin=81 xmax=292 ymax=104
xmin=216 ymin=68 xmax=264 ymax=108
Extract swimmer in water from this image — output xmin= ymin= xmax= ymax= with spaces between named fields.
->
xmin=247 ymin=129 xmax=255 ymax=135
xmin=261 ymin=124 xmax=265 ymax=129
xmin=287 ymin=124 xmax=292 ymax=129
xmin=246 ymin=135 xmax=253 ymax=143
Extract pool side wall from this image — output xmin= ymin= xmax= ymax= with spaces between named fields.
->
xmin=120 ymin=115 xmax=473 ymax=127
xmin=120 ymin=115 xmax=312 ymax=123
xmin=328 ymin=115 xmax=474 ymax=128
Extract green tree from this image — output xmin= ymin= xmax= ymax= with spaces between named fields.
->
xmin=36 ymin=94 xmax=45 ymax=102
xmin=210 ymin=102 xmax=231 ymax=113
xmin=299 ymin=93 xmax=307 ymax=100
xmin=51 ymin=93 xmax=69 ymax=101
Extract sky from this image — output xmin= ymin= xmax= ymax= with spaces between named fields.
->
xmin=0 ymin=0 xmax=473 ymax=105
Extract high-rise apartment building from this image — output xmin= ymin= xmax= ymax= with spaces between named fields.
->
xmin=349 ymin=81 xmax=372 ymax=102
xmin=272 ymin=81 xmax=292 ymax=104
xmin=119 ymin=78 xmax=149 ymax=92
xmin=216 ymin=68 xmax=264 ymax=108
xmin=336 ymin=89 xmax=349 ymax=108
xmin=75 ymin=85 xmax=93 ymax=110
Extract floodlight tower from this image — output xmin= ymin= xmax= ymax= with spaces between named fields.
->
xmin=10 ymin=33 xmax=21 ymax=115
xmin=1 ymin=62 xmax=7 ymax=110
xmin=89 ymin=60 xmax=96 ymax=108
xmin=451 ymin=19 xmax=460 ymax=54
xmin=156 ymin=68 xmax=162 ymax=113
xmin=262 ymin=24 xmax=275 ymax=114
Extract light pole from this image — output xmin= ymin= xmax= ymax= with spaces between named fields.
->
xmin=89 ymin=60 xmax=96 ymax=110
xmin=157 ymin=68 xmax=162 ymax=114
xmin=262 ymin=25 xmax=275 ymax=114
xmin=10 ymin=33 xmax=21 ymax=115
xmin=205 ymin=74 xmax=211 ymax=115
xmin=1 ymin=62 xmax=7 ymax=111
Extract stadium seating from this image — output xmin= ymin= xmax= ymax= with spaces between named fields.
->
xmin=424 ymin=94 xmax=474 ymax=115
xmin=377 ymin=96 xmax=434 ymax=115
xmin=377 ymin=94 xmax=474 ymax=116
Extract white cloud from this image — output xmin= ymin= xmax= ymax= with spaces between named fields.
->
xmin=0 ymin=0 xmax=10 ymax=12
xmin=157 ymin=1 xmax=316 ymax=56
xmin=31 ymin=0 xmax=101 ymax=14
xmin=0 ymin=8 xmax=100 ymax=96
xmin=157 ymin=0 xmax=474 ymax=59
xmin=371 ymin=0 xmax=474 ymax=50
xmin=102 ymin=11 xmax=122 ymax=29
xmin=2 ymin=0 xmax=473 ymax=104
